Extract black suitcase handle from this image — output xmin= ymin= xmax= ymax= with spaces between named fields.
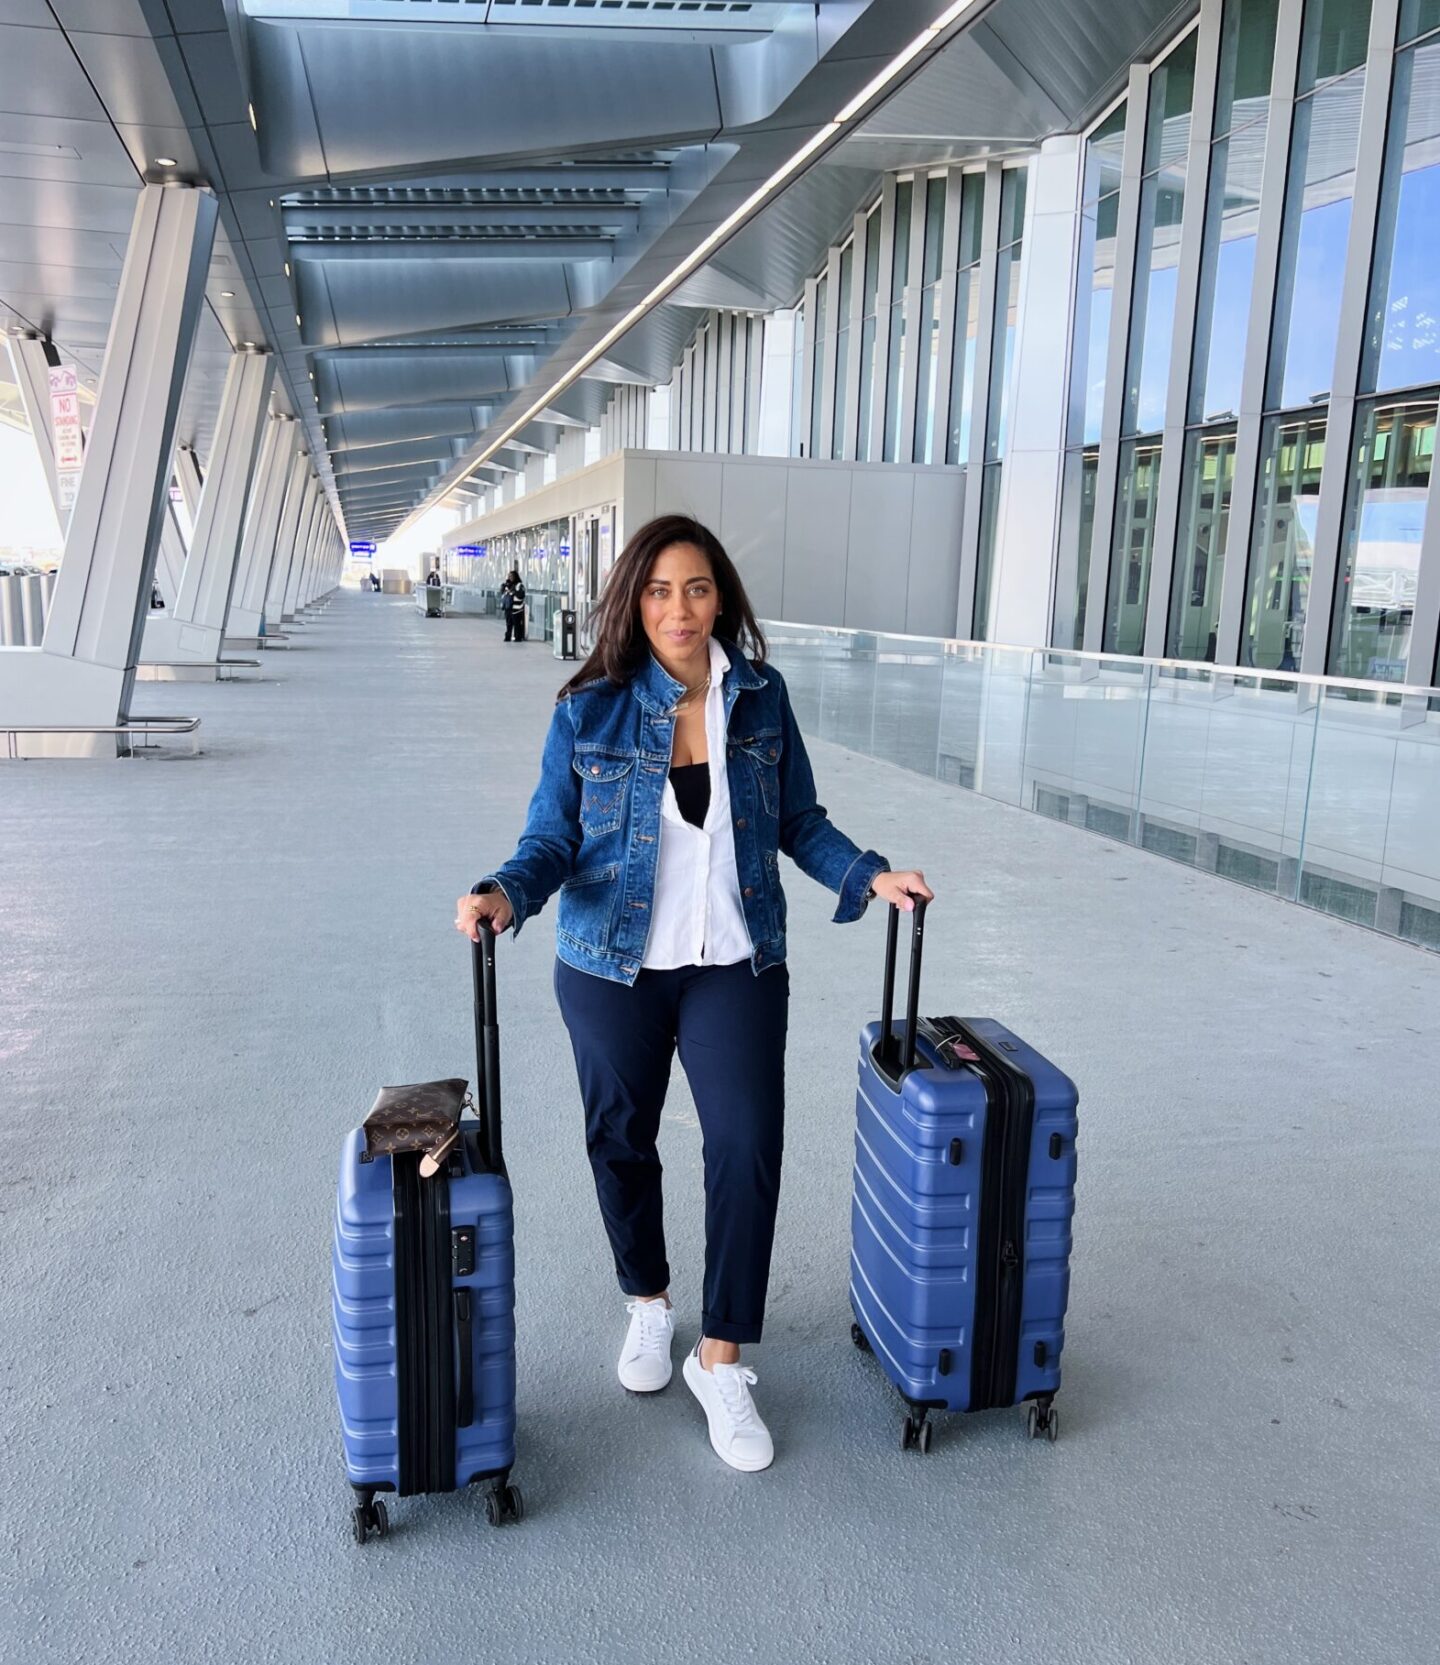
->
xmin=471 ymin=925 xmax=504 ymax=1171
xmin=879 ymin=896 xmax=928 ymax=1075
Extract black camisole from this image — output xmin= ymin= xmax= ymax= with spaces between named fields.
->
xmin=669 ymin=762 xmax=710 ymax=828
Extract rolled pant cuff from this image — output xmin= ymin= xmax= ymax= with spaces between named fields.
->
xmin=618 ymin=1270 xmax=671 ymax=1299
xmin=701 ymin=1313 xmax=762 ymax=1345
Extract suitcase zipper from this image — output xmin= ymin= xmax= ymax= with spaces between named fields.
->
xmin=936 ymin=1021 xmax=1035 ymax=1412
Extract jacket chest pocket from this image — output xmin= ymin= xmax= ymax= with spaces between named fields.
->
xmin=573 ymin=754 xmax=635 ymax=836
xmin=732 ymin=730 xmax=782 ymax=818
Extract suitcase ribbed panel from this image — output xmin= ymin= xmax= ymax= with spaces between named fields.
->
xmin=849 ymin=1020 xmax=1078 ymax=1414
xmin=333 ymin=1127 xmax=517 ymax=1491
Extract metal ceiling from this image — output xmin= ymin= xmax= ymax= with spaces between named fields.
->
xmin=0 ymin=0 xmax=1197 ymax=544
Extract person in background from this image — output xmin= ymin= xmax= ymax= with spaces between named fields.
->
xmin=425 ymin=564 xmax=443 ymax=588
xmin=501 ymin=569 xmax=527 ymax=643
xmin=456 ymin=513 xmax=932 ymax=1474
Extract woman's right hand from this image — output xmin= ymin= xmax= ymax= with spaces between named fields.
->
xmin=454 ymin=890 xmax=514 ymax=941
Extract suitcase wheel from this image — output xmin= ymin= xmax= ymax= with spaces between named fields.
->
xmin=1025 ymin=1400 xmax=1059 ymax=1443
xmin=901 ymin=1414 xmax=933 ymax=1455
xmin=849 ymin=1322 xmax=871 ymax=1354
xmin=350 ymin=1498 xmax=388 ymax=1545
xmin=485 ymin=1482 xmax=524 ymax=1527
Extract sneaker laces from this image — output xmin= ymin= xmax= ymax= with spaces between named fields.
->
xmin=711 ymin=1364 xmax=760 ymax=1431
xmin=625 ymin=1299 xmax=671 ymax=1352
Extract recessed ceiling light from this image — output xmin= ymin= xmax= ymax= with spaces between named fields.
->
xmin=284 ymin=261 xmax=291 ymax=277
xmin=241 ymin=341 xmax=255 ymax=348
xmin=248 ymin=103 xmax=258 ymax=132
xmin=295 ymin=314 xmax=302 ymax=327
xmin=154 ymin=156 xmax=178 ymax=168
xmin=220 ymin=289 xmax=235 ymax=298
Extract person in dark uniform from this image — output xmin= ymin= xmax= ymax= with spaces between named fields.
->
xmin=501 ymin=569 xmax=527 ymax=642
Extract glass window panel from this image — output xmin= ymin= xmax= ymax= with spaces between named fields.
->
xmin=973 ymin=463 xmax=1004 ymax=640
xmin=1083 ymin=101 xmax=1128 ymax=204
xmin=1296 ymin=0 xmax=1374 ymax=94
xmin=891 ymin=181 xmax=914 ymax=289
xmin=1144 ymin=29 xmax=1198 ymax=175
xmin=1191 ymin=120 xmax=1267 ymax=421
xmin=1125 ymin=172 xmax=1185 ymax=434
xmin=1400 ymin=0 xmax=1440 ymax=42
xmin=1329 ymin=397 xmax=1434 ymax=678
xmin=986 ymin=240 xmax=1022 ymax=460
xmin=1364 ymin=40 xmax=1440 ymax=394
xmin=1214 ymin=0 xmax=1280 ymax=137
xmin=834 ymin=321 xmax=851 ymax=457
xmin=858 ymin=313 xmax=878 ymax=461
xmin=913 ymin=282 xmax=942 ymax=464
xmin=882 ymin=183 xmax=914 ymax=462
xmin=998 ymin=166 xmax=1027 ymax=248
xmin=1075 ymin=449 xmax=1099 ymax=647
xmin=958 ymin=171 xmax=986 ymax=267
xmin=1242 ymin=412 xmax=1327 ymax=668
xmin=861 ymin=206 xmax=881 ymax=314
xmin=810 ymin=277 xmax=827 ymax=458
xmin=837 ymin=242 xmax=854 ymax=323
xmin=922 ymin=177 xmax=946 ymax=285
xmin=1104 ymin=439 xmax=1164 ymax=654
xmin=1169 ymin=428 xmax=1238 ymax=659
xmin=1105 ymin=439 xmax=1165 ymax=652
xmin=945 ymin=266 xmax=979 ymax=464
xmin=1072 ymin=191 xmax=1119 ymax=445
xmin=1055 ymin=448 xmax=1100 ymax=648
xmin=884 ymin=297 xmax=907 ymax=461
xmin=1269 ymin=71 xmax=1365 ymax=410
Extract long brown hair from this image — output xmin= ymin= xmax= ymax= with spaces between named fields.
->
xmin=558 ymin=514 xmax=767 ymax=699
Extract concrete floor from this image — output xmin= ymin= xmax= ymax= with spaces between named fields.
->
xmin=3 ymin=592 xmax=1436 ymax=1665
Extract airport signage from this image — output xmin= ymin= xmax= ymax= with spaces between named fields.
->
xmin=48 ymin=365 xmax=83 ymax=472
xmin=350 ymin=540 xmax=377 ymax=554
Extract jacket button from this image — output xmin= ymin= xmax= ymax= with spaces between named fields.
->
xmin=590 ymin=764 xmax=600 ymax=775
xmin=743 ymin=886 xmax=754 ymax=898
xmin=735 ymin=817 xmax=746 ymax=829
xmin=768 ymin=749 xmax=777 ymax=759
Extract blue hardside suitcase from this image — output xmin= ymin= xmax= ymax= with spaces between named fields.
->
xmin=849 ymin=902 xmax=1079 ymax=1451
xmin=333 ymin=930 xmax=520 ymax=1542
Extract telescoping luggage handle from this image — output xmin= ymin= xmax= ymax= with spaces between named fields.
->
xmin=879 ymin=895 xmax=929 ymax=1076
xmin=471 ymin=924 xmax=504 ymax=1171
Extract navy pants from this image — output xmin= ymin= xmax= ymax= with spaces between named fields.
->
xmin=554 ymin=958 xmax=789 ymax=1344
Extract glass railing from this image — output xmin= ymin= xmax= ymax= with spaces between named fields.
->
xmin=762 ymin=621 xmax=1440 ymax=954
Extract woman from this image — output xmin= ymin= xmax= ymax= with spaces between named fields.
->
xmin=455 ymin=514 xmax=931 ymax=1473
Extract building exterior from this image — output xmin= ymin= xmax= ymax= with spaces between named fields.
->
xmin=449 ymin=0 xmax=1440 ymax=692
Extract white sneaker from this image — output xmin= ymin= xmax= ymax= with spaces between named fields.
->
xmin=617 ymin=1297 xmax=675 ymax=1393
xmin=682 ymin=1341 xmax=774 ymax=1472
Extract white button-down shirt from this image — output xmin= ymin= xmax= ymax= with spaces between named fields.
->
xmin=641 ymin=635 xmax=752 ymax=971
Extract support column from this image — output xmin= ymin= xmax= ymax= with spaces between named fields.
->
xmin=305 ymin=507 xmax=331 ymax=605
xmin=227 ymin=413 xmax=292 ymax=642
xmin=0 ymin=183 xmax=218 ymax=756
xmin=154 ymin=499 xmax=186 ymax=605
xmin=145 ymin=347 xmax=274 ymax=674
xmin=174 ymin=444 xmax=203 ymax=531
xmin=6 ymin=334 xmax=61 ymax=513
xmin=266 ymin=449 xmax=310 ymax=630
xmin=297 ymin=495 xmax=324 ymax=608
xmin=285 ymin=476 xmax=320 ymax=619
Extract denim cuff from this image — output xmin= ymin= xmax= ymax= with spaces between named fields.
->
xmin=473 ymin=874 xmax=526 ymax=936
xmin=831 ymin=850 xmax=889 ymax=924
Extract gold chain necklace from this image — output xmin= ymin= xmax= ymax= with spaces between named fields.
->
xmin=672 ymin=675 xmax=711 ymax=714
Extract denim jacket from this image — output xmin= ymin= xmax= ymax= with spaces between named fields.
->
xmin=478 ymin=644 xmax=888 ymax=986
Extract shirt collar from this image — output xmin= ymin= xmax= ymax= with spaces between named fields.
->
xmin=633 ymin=635 xmax=763 ymax=713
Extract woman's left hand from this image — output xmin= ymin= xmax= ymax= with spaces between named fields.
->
xmin=872 ymin=869 xmax=934 ymax=912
